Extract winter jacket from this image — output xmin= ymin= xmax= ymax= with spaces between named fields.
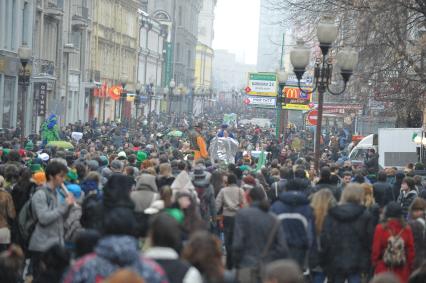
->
xmin=28 ymin=186 xmax=71 ymax=252
xmin=397 ymin=190 xmax=418 ymax=218
xmin=131 ymin=174 xmax=159 ymax=212
xmin=314 ymin=182 xmax=341 ymax=201
xmin=64 ymin=204 xmax=83 ymax=243
xmin=156 ymin=176 xmax=175 ymax=191
xmin=372 ymin=220 xmax=415 ymax=283
xmin=268 ymin=179 xmax=287 ymax=204
xmin=409 ymin=218 xmax=426 ymax=270
xmin=193 ymin=184 xmax=216 ymax=224
xmin=373 ymin=181 xmax=394 ymax=208
xmin=0 ymin=188 xmax=15 ymax=229
xmin=270 ymin=191 xmax=315 ymax=250
xmin=63 ymin=235 xmax=168 ymax=283
xmin=320 ymin=203 xmax=374 ymax=275
xmin=233 ymin=204 xmax=288 ymax=268
xmin=80 ymin=194 xmax=103 ymax=231
xmin=215 ymin=185 xmax=246 ymax=217
xmin=145 ymin=247 xmax=203 ymax=283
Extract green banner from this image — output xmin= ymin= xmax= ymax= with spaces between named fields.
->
xmin=249 ymin=73 xmax=276 ymax=81
xmin=164 ymin=42 xmax=173 ymax=86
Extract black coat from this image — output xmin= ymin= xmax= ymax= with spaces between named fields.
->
xmin=314 ymin=182 xmax=341 ymax=201
xmin=320 ymin=203 xmax=374 ymax=275
xmin=233 ymin=204 xmax=288 ymax=268
xmin=373 ymin=181 xmax=394 ymax=208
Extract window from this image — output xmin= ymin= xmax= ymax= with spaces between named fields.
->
xmin=178 ymin=6 xmax=182 ymax=26
xmin=3 ymin=76 xmax=16 ymax=128
xmin=4 ymin=0 xmax=17 ymax=50
xmin=176 ymin=43 xmax=180 ymax=61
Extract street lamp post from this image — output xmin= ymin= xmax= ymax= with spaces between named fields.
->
xmin=120 ymin=76 xmax=127 ymax=122
xmin=189 ymin=80 xmax=195 ymax=126
xmin=135 ymin=83 xmax=142 ymax=129
xmin=168 ymin=79 xmax=176 ymax=122
xmin=18 ymin=45 xmax=32 ymax=144
xmin=290 ymin=16 xmax=358 ymax=171
xmin=147 ymin=81 xmax=154 ymax=126
xmin=276 ymin=70 xmax=288 ymax=141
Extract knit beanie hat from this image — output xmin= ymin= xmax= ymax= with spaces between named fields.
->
xmin=32 ymin=172 xmax=46 ymax=186
xmin=385 ymin=202 xmax=403 ymax=219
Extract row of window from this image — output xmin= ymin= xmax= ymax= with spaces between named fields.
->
xmin=0 ymin=0 xmax=31 ymax=51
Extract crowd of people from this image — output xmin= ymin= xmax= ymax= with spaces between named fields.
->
xmin=0 ymin=114 xmax=426 ymax=283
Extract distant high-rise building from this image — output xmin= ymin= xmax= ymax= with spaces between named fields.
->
xmin=257 ymin=0 xmax=288 ymax=72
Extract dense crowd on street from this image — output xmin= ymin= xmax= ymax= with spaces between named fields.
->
xmin=1 ymin=111 xmax=426 ymax=283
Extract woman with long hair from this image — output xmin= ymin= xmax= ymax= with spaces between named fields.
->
xmin=372 ymin=202 xmax=415 ymax=283
xmin=361 ymin=183 xmax=381 ymax=227
xmin=309 ymin=189 xmax=336 ymax=283
xmin=182 ymin=231 xmax=233 ymax=283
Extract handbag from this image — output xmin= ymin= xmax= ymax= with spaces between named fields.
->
xmin=237 ymin=217 xmax=280 ymax=283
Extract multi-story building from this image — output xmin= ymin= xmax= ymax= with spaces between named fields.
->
xmin=61 ymin=0 xmax=91 ymax=125
xmin=89 ymin=0 xmax=140 ymax=122
xmin=147 ymin=0 xmax=202 ymax=87
xmin=257 ymin=0 xmax=289 ymax=72
xmin=137 ymin=10 xmax=167 ymax=117
xmin=0 ymin=0 xmax=34 ymax=132
xmin=193 ymin=0 xmax=216 ymax=115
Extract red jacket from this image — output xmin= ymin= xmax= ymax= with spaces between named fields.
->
xmin=371 ymin=219 xmax=415 ymax=283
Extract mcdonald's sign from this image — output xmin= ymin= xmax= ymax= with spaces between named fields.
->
xmin=283 ymin=87 xmax=310 ymax=100
xmin=282 ymin=86 xmax=313 ymax=111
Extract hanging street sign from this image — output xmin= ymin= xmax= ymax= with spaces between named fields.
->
xmin=244 ymin=95 xmax=276 ymax=108
xmin=246 ymin=73 xmax=277 ymax=97
xmin=282 ymin=86 xmax=313 ymax=111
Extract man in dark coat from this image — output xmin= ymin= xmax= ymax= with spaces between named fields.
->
xmin=233 ymin=187 xmax=288 ymax=269
xmin=373 ymin=171 xmax=394 ymax=208
xmin=320 ymin=184 xmax=374 ymax=283
xmin=270 ymin=179 xmax=315 ymax=268
xmin=314 ymin=167 xmax=342 ymax=201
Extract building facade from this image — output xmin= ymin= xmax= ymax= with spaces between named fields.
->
xmin=147 ymin=0 xmax=202 ymax=87
xmin=0 ymin=0 xmax=34 ymax=131
xmin=89 ymin=0 xmax=140 ymax=122
xmin=256 ymin=0 xmax=288 ymax=72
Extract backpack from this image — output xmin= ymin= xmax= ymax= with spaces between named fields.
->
xmin=383 ymin=228 xmax=406 ymax=267
xmin=18 ymin=187 xmax=51 ymax=244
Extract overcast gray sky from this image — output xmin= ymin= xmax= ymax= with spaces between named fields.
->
xmin=212 ymin=0 xmax=260 ymax=65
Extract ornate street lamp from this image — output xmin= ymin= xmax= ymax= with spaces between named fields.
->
xmin=276 ymin=69 xmax=288 ymax=140
xmin=118 ymin=75 xmax=128 ymax=122
xmin=290 ymin=16 xmax=358 ymax=171
xmin=18 ymin=45 xmax=32 ymax=143
xmin=134 ymin=83 xmax=142 ymax=129
xmin=168 ymin=79 xmax=176 ymax=119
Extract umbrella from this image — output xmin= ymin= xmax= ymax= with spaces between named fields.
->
xmin=46 ymin=141 xmax=74 ymax=149
xmin=167 ymin=130 xmax=183 ymax=137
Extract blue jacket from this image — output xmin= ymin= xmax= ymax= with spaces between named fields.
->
xmin=270 ymin=191 xmax=315 ymax=249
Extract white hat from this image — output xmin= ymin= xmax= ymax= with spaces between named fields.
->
xmin=38 ymin=153 xmax=50 ymax=162
xmin=117 ymin=151 xmax=127 ymax=159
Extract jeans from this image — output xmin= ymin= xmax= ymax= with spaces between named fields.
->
xmin=223 ymin=216 xmax=235 ymax=269
xmin=311 ymin=271 xmax=326 ymax=283
xmin=333 ymin=273 xmax=361 ymax=283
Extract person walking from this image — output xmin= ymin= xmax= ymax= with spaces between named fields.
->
xmin=371 ymin=202 xmax=415 ymax=283
xmin=28 ymin=161 xmax=75 ymax=280
xmin=397 ymin=177 xmax=418 ymax=219
xmin=233 ymin=187 xmax=288 ymax=282
xmin=320 ymin=184 xmax=374 ymax=283
xmin=309 ymin=189 xmax=336 ymax=283
xmin=215 ymin=173 xmax=246 ymax=269
xmin=188 ymin=123 xmax=208 ymax=161
xmin=270 ymin=179 xmax=315 ymax=268
xmin=373 ymin=171 xmax=394 ymax=208
xmin=408 ymin=198 xmax=426 ymax=270
xmin=0 ymin=175 xmax=16 ymax=252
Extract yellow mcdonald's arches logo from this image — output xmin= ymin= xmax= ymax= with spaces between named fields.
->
xmin=284 ymin=87 xmax=300 ymax=99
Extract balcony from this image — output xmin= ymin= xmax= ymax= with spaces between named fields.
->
xmin=72 ymin=6 xmax=89 ymax=30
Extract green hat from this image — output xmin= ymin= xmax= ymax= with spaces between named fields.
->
xmin=137 ymin=151 xmax=148 ymax=162
xmin=165 ymin=208 xmax=185 ymax=224
xmin=66 ymin=169 xmax=78 ymax=181
xmin=30 ymin=164 xmax=43 ymax=173
xmin=240 ymin=165 xmax=251 ymax=172
xmin=25 ymin=140 xmax=34 ymax=151
xmin=2 ymin=148 xmax=10 ymax=156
